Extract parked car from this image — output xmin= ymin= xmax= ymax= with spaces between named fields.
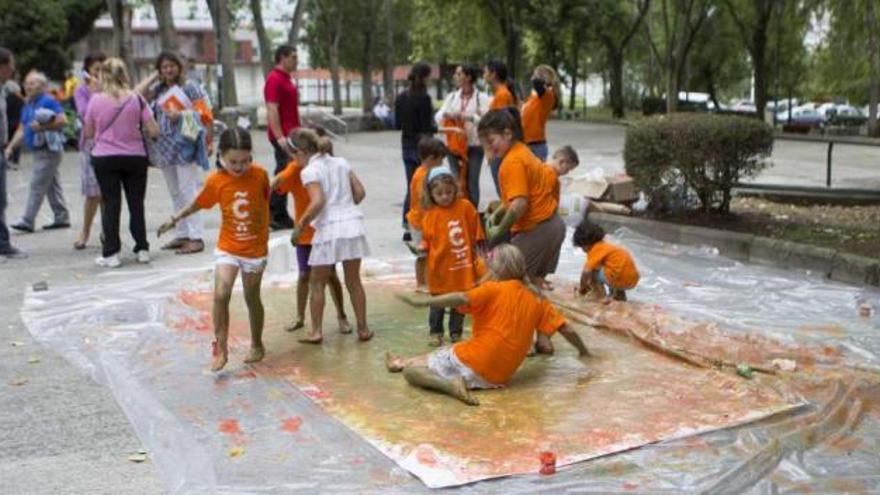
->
xmin=776 ymin=106 xmax=824 ymax=127
xmin=730 ymin=99 xmax=756 ymax=113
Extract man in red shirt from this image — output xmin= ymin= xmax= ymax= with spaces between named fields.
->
xmin=263 ymin=44 xmax=300 ymax=230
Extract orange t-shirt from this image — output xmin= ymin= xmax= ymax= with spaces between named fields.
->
xmin=195 ymin=165 xmax=270 ymax=259
xmin=489 ymin=85 xmax=515 ymax=110
xmin=405 ymin=164 xmax=430 ymax=230
xmin=274 ymin=160 xmax=315 ymax=245
xmin=454 ymin=280 xmax=566 ymax=385
xmin=541 ymin=164 xmax=561 ymax=204
xmin=420 ymin=198 xmax=485 ymax=294
xmin=521 ymin=89 xmax=555 ymax=143
xmin=585 ymin=240 xmax=640 ymax=289
xmin=499 ymin=141 xmax=559 ymax=233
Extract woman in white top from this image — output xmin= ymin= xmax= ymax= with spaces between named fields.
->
xmin=290 ymin=128 xmax=373 ymax=344
xmin=434 ymin=64 xmax=490 ymax=209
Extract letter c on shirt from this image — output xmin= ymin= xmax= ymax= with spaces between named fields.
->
xmin=448 ymin=220 xmax=465 ymax=247
xmin=232 ymin=191 xmax=250 ymax=220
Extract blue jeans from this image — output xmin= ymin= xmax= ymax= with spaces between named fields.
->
xmin=528 ymin=142 xmax=548 ymax=161
xmin=0 ymin=153 xmax=10 ymax=250
xmin=429 ymin=307 xmax=464 ymax=337
xmin=401 ymin=145 xmax=420 ymax=228
xmin=447 ymin=146 xmax=485 ymax=208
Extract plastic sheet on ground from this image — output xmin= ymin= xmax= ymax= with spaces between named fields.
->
xmin=21 ymin=231 xmax=880 ymax=493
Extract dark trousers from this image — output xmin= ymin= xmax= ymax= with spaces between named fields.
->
xmin=92 ymin=155 xmax=149 ymax=257
xmin=489 ymin=156 xmax=502 ymax=196
xmin=429 ymin=307 xmax=464 ymax=337
xmin=401 ymin=144 xmax=420 ymax=228
xmin=270 ymin=141 xmax=293 ymax=224
xmin=448 ymin=146 xmax=485 ymax=209
xmin=0 ymin=153 xmax=9 ymax=250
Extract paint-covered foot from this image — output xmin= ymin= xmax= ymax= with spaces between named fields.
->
xmin=357 ymin=329 xmax=374 ymax=342
xmin=244 ymin=346 xmax=265 ymax=364
xmin=298 ymin=333 xmax=323 ymax=345
xmin=428 ymin=335 xmax=443 ymax=347
xmin=285 ymin=319 xmax=305 ymax=332
xmin=338 ymin=318 xmax=353 ymax=334
xmin=385 ymin=351 xmax=404 ymax=373
xmin=452 ymin=376 xmax=479 ymax=406
xmin=211 ymin=353 xmax=228 ymax=372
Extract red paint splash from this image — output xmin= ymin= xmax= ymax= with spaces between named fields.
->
xmin=219 ymin=419 xmax=242 ymax=435
xmin=234 ymin=369 xmax=257 ymax=380
xmin=304 ymin=389 xmax=331 ymax=400
xmin=281 ymin=417 xmax=303 ymax=433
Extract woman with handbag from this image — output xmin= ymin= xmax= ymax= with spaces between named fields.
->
xmin=434 ymin=64 xmax=490 ymax=209
xmin=83 ymin=58 xmax=159 ymax=268
xmin=139 ymin=51 xmax=213 ymax=255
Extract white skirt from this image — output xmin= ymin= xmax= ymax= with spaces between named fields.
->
xmin=308 ymin=235 xmax=371 ymax=266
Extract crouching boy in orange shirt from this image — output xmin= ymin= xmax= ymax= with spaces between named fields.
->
xmin=573 ymin=219 xmax=640 ymax=303
xmin=388 ymin=244 xmax=590 ymax=406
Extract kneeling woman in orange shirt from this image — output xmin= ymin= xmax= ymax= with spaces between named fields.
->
xmin=158 ymin=127 xmax=270 ymax=371
xmin=389 ymin=244 xmax=590 ymax=406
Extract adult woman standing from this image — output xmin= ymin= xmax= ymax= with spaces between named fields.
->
xmin=394 ymin=62 xmax=435 ymax=239
xmin=483 ymin=59 xmax=520 ymax=193
xmin=434 ymin=64 xmax=490 ymax=208
xmin=521 ymin=65 xmax=560 ymax=161
xmin=72 ymin=52 xmax=106 ymax=249
xmin=83 ymin=58 xmax=159 ymax=267
xmin=140 ymin=51 xmax=213 ymax=255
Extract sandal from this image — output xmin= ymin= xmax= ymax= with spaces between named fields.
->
xmin=162 ymin=238 xmax=188 ymax=250
xmin=176 ymin=239 xmax=205 ymax=255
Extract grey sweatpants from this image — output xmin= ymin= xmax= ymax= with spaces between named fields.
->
xmin=19 ymin=150 xmax=69 ymax=228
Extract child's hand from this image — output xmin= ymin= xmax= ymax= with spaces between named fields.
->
xmin=395 ymin=291 xmax=431 ymax=307
xmin=486 ymin=222 xmax=506 ymax=243
xmin=157 ymin=218 xmax=175 ymax=238
xmin=290 ymin=225 xmax=302 ymax=246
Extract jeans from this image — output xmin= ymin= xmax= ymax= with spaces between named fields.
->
xmin=528 ymin=142 xmax=548 ymax=161
xmin=429 ymin=307 xmax=464 ymax=337
xmin=20 ymin=150 xmax=69 ymax=228
xmin=401 ymin=144 xmax=420 ymax=228
xmin=0 ymin=153 xmax=10 ymax=250
xmin=270 ymin=141 xmax=293 ymax=223
xmin=448 ymin=146 xmax=485 ymax=208
xmin=92 ymin=155 xmax=149 ymax=257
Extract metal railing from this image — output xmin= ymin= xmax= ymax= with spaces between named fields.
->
xmin=302 ymin=104 xmax=349 ymax=141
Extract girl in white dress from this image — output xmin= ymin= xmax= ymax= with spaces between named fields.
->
xmin=289 ymin=128 xmax=373 ymax=343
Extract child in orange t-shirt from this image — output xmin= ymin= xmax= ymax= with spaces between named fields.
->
xmin=573 ymin=219 xmax=640 ymax=304
xmin=388 ymin=244 xmax=590 ymax=406
xmin=158 ymin=127 xmax=269 ymax=372
xmin=405 ymin=137 xmax=448 ymax=292
xmin=418 ymin=165 xmax=485 ymax=346
xmin=271 ymin=157 xmax=351 ymax=334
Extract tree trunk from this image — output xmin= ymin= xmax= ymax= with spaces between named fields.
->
xmin=360 ymin=2 xmax=375 ymax=114
xmin=250 ymin=0 xmax=273 ymax=76
xmin=288 ymin=0 xmax=308 ymax=46
xmin=151 ymin=0 xmax=178 ymax=52
xmin=382 ymin=0 xmax=394 ymax=103
xmin=866 ymin=0 xmax=880 ymax=137
xmin=752 ymin=25 xmax=768 ymax=118
xmin=106 ymin=0 xmax=134 ymax=75
xmin=329 ymin=18 xmax=343 ymax=116
xmin=608 ymin=47 xmax=625 ymax=119
xmin=568 ymin=64 xmax=578 ymax=111
xmin=665 ymin=55 xmax=679 ymax=113
xmin=207 ymin=0 xmax=238 ymax=107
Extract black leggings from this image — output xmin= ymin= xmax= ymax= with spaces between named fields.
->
xmin=91 ymin=155 xmax=150 ymax=257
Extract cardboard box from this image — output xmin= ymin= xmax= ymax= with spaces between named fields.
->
xmin=603 ymin=175 xmax=637 ymax=203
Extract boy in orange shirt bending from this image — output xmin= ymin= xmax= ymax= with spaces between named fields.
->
xmin=573 ymin=219 xmax=640 ymax=303
xmin=418 ymin=165 xmax=485 ymax=346
xmin=405 ymin=137 xmax=448 ymax=292
xmin=272 ymin=156 xmax=351 ymax=334
xmin=158 ymin=127 xmax=269 ymax=371
xmin=389 ymin=244 xmax=589 ymax=406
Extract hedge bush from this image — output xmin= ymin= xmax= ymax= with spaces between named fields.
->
xmin=624 ymin=113 xmax=774 ymax=214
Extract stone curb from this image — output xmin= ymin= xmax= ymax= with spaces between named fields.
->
xmin=590 ymin=212 xmax=880 ymax=287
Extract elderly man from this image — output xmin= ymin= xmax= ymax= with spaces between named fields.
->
xmin=4 ymin=70 xmax=70 ymax=233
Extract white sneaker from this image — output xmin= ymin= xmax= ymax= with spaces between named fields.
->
xmin=95 ymin=254 xmax=121 ymax=268
xmin=136 ymin=250 xmax=151 ymax=264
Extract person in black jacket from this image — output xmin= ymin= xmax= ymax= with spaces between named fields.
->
xmin=394 ymin=62 xmax=436 ymax=240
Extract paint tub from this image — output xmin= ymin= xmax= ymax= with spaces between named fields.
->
xmin=539 ymin=451 xmax=556 ymax=475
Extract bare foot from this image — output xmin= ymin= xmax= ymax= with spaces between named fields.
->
xmin=338 ymin=318 xmax=353 ymax=334
xmin=211 ymin=352 xmax=228 ymax=371
xmin=298 ymin=333 xmax=323 ymax=344
xmin=452 ymin=376 xmax=479 ymax=406
xmin=244 ymin=346 xmax=265 ymax=363
xmin=415 ymin=285 xmax=429 ymax=294
xmin=428 ymin=335 xmax=443 ymax=347
xmin=357 ymin=329 xmax=374 ymax=342
xmin=385 ymin=351 xmax=404 ymax=372
xmin=285 ymin=319 xmax=305 ymax=332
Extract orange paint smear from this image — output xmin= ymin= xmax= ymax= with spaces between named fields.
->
xmin=218 ymin=419 xmax=241 ymax=435
xmin=281 ymin=417 xmax=303 ymax=433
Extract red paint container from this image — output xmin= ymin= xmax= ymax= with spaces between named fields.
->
xmin=539 ymin=451 xmax=556 ymax=475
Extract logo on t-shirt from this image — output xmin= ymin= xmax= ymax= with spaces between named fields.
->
xmin=232 ymin=190 xmax=255 ymax=239
xmin=447 ymin=219 xmax=470 ymax=270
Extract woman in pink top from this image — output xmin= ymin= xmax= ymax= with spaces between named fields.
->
xmin=83 ymin=58 xmax=159 ymax=268
xmin=72 ymin=52 xmax=106 ymax=250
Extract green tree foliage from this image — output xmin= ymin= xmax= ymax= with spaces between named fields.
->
xmin=812 ymin=0 xmax=876 ymax=104
xmin=687 ymin=7 xmax=751 ymax=107
xmin=409 ymin=0 xmax=503 ymax=66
